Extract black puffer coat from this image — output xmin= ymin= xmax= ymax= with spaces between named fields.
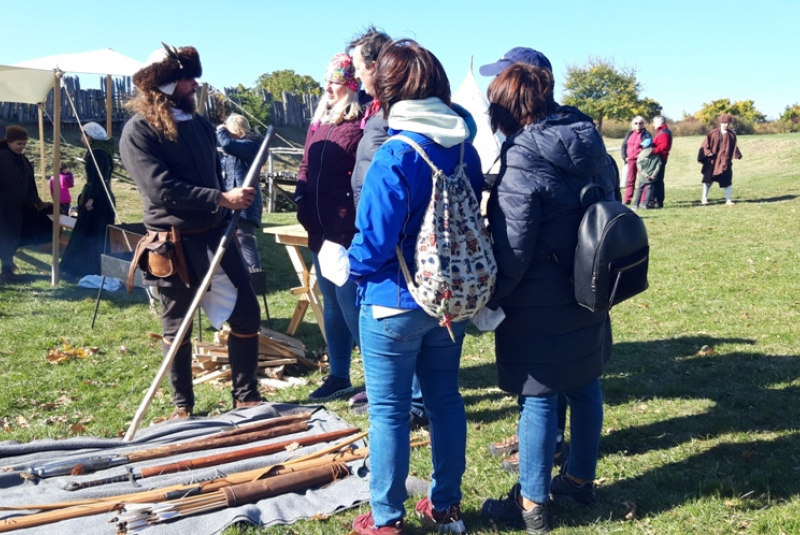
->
xmin=486 ymin=106 xmax=612 ymax=396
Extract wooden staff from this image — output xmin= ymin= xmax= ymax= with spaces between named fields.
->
xmin=64 ymin=426 xmax=359 ymax=491
xmin=28 ymin=419 xmax=305 ymax=479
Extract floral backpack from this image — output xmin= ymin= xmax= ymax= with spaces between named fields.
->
xmin=391 ymin=134 xmax=497 ymax=339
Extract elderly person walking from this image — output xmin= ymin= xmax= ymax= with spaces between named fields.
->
xmin=479 ymin=62 xmax=611 ymax=534
xmin=699 ymin=113 xmax=742 ymax=205
xmin=216 ymin=114 xmax=264 ymax=271
xmin=620 ymin=116 xmax=652 ymax=205
xmin=347 ymin=39 xmax=483 ymax=535
xmin=295 ymin=53 xmax=364 ymax=401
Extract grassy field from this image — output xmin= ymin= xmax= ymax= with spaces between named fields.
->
xmin=1 ymin=131 xmax=799 ymax=534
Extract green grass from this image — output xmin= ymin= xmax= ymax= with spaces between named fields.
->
xmin=2 ymin=133 xmax=800 ymax=534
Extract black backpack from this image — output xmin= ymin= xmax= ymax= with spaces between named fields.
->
xmin=543 ymin=177 xmax=649 ymax=313
xmin=572 ymin=183 xmax=649 ymax=312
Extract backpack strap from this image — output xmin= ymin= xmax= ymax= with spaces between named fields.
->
xmin=388 ymin=134 xmax=465 ymax=172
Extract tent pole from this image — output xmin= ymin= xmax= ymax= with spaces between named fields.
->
xmin=38 ymin=105 xmax=46 ymax=184
xmin=106 ymin=75 xmax=113 ymax=138
xmin=197 ymin=83 xmax=208 ymax=115
xmin=51 ymin=72 xmax=62 ymax=286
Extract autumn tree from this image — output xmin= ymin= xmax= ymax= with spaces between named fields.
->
xmin=561 ymin=57 xmax=660 ymax=132
xmin=695 ymin=98 xmax=767 ymax=125
xmin=256 ymin=70 xmax=322 ymax=101
xmin=780 ymin=103 xmax=800 ymax=124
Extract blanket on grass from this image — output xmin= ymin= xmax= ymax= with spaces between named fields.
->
xmin=0 ymin=403 xmax=371 ymax=535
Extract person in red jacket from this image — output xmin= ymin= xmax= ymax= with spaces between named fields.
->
xmin=647 ymin=115 xmax=672 ymax=208
xmin=620 ymin=116 xmax=652 ymax=205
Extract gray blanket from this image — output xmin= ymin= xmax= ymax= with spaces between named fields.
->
xmin=0 ymin=403 xmax=371 ymax=534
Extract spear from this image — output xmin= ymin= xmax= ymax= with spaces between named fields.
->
xmin=110 ymin=462 xmax=351 ymax=533
xmin=64 ymin=426 xmax=359 ymax=491
xmin=26 ymin=419 xmax=307 ymax=479
xmin=123 ymin=126 xmax=277 ymax=442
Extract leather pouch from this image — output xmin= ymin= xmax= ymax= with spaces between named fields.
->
xmin=146 ymin=241 xmax=177 ymax=278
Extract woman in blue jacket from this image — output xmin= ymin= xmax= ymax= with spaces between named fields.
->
xmin=216 ymin=114 xmax=264 ymax=271
xmin=480 ymin=63 xmax=611 ymax=534
xmin=347 ymin=40 xmax=484 ymax=535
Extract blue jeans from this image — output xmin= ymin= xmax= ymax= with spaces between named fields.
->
xmin=236 ymin=219 xmax=262 ymax=271
xmin=518 ymin=378 xmax=603 ymax=504
xmin=360 ymin=306 xmax=467 ymax=526
xmin=312 ymin=254 xmax=360 ymax=379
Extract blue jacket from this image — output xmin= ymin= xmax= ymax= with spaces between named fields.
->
xmin=348 ymin=130 xmax=484 ymax=309
xmin=487 ymin=105 xmax=612 ymax=396
xmin=217 ymin=129 xmax=264 ymax=226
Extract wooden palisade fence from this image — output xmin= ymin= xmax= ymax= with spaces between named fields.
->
xmin=0 ymin=77 xmax=319 ymax=129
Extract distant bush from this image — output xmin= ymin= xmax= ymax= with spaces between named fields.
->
xmin=755 ymin=120 xmax=800 ymax=134
xmin=671 ymin=118 xmax=707 ymax=137
xmin=732 ymin=119 xmax=755 ymax=135
xmin=600 ymin=119 xmax=630 ymax=138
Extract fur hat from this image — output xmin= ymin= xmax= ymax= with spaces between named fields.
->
xmin=4 ymin=126 xmax=28 ymax=143
xmin=133 ymin=44 xmax=202 ymax=94
xmin=719 ymin=113 xmax=733 ymax=123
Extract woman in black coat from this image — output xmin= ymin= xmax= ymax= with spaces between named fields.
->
xmin=60 ymin=122 xmax=116 ymax=279
xmin=480 ymin=63 xmax=611 ymax=534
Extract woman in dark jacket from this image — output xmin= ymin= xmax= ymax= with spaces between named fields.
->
xmin=217 ymin=114 xmax=264 ymax=270
xmin=60 ymin=122 xmax=116 ymax=279
xmin=480 ymin=63 xmax=610 ymax=534
xmin=0 ymin=126 xmax=52 ymax=282
xmin=295 ymin=53 xmax=364 ymax=401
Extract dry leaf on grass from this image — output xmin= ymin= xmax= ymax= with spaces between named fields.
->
xmin=46 ymin=338 xmax=99 ymax=364
xmin=621 ymin=499 xmax=637 ymax=520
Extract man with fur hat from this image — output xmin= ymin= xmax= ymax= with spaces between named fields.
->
xmin=0 ymin=126 xmax=52 ymax=282
xmin=120 ymin=45 xmax=264 ymax=419
xmin=699 ymin=113 xmax=743 ymax=205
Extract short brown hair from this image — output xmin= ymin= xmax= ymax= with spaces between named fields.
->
xmin=347 ymin=26 xmax=391 ymax=67
xmin=374 ymin=39 xmax=450 ymax=117
xmin=487 ymin=63 xmax=557 ymax=136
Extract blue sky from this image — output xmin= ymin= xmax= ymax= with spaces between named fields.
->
xmin=2 ymin=0 xmax=798 ymax=120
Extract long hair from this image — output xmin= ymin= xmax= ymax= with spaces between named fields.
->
xmin=310 ymin=88 xmax=361 ymax=125
xmin=223 ymin=113 xmax=251 ymax=138
xmin=125 ymin=90 xmax=179 ymax=141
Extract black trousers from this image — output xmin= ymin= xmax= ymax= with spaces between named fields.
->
xmin=158 ymin=279 xmax=261 ymax=408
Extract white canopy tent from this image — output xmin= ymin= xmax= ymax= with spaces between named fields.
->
xmin=0 ymin=49 xmax=144 ymax=284
xmin=452 ymin=60 xmax=505 ymax=175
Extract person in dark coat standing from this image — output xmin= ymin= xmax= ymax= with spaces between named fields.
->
xmin=0 ymin=126 xmax=52 ymax=283
xmin=700 ymin=113 xmax=742 ymax=205
xmin=217 ymin=114 xmax=264 ymax=271
xmin=120 ymin=44 xmax=264 ymax=419
xmin=479 ymin=63 xmax=610 ymax=534
xmin=294 ymin=53 xmax=363 ymax=401
xmin=620 ymin=116 xmax=652 ymax=205
xmin=60 ymin=122 xmax=117 ymax=279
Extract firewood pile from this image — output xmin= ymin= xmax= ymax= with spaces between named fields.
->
xmin=192 ymin=326 xmax=320 ymax=389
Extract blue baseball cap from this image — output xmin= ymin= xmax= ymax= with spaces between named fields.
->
xmin=479 ymin=47 xmax=553 ymax=76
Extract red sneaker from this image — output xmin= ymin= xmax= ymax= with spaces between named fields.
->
xmin=415 ymin=497 xmax=467 ymax=533
xmin=352 ymin=511 xmax=406 ymax=534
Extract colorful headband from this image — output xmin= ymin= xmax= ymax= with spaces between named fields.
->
xmin=325 ymin=53 xmax=359 ymax=93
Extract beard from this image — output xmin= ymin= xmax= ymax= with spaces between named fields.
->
xmin=170 ymin=92 xmax=196 ymax=114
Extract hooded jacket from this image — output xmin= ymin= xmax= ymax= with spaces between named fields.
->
xmin=348 ymin=97 xmax=484 ymax=309
xmin=486 ymin=105 xmax=611 ymax=396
